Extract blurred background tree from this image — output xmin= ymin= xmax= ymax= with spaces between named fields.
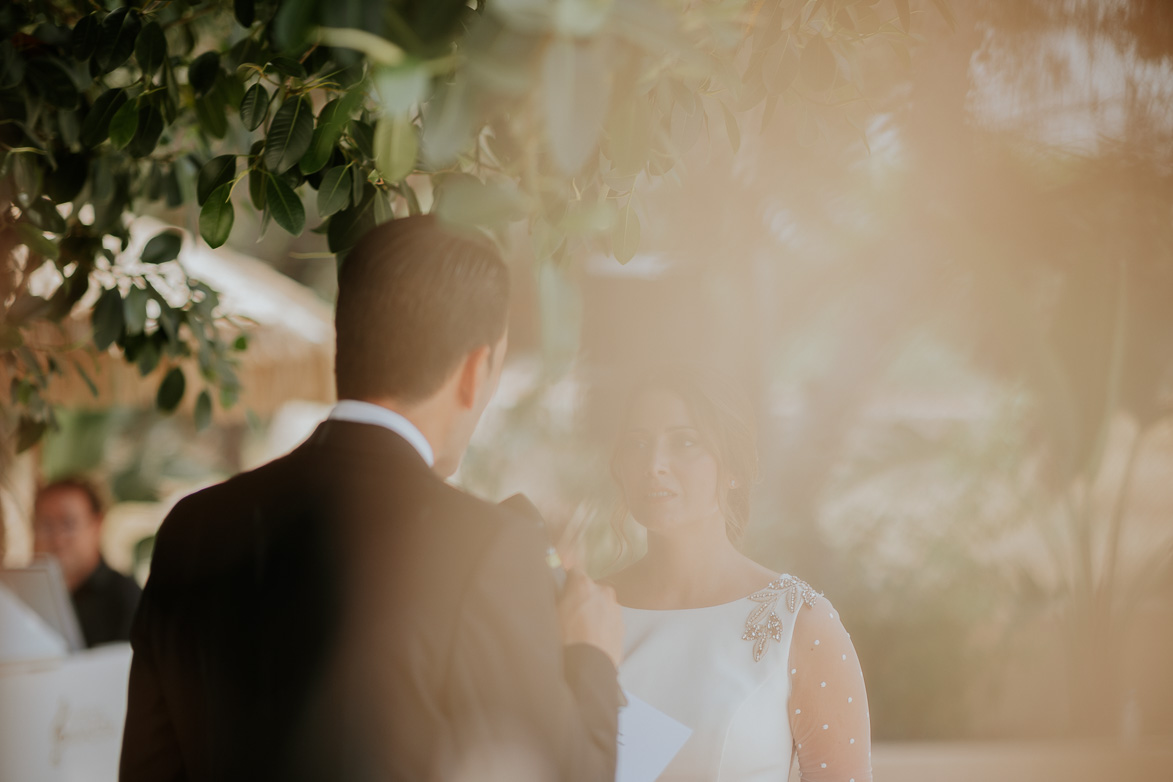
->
xmin=505 ymin=0 xmax=1172 ymax=741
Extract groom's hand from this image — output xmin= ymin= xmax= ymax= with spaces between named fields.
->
xmin=558 ymin=569 xmax=624 ymax=668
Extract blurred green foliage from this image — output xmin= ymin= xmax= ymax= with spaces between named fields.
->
xmin=2 ymin=0 xmax=941 ymax=448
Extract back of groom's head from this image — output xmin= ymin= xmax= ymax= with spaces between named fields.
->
xmin=335 ymin=215 xmax=510 ymax=402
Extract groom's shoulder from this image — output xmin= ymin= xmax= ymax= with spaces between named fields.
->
xmin=429 ymin=480 xmax=509 ymax=530
xmin=428 ymin=482 xmax=545 ymax=553
xmin=148 ymin=449 xmax=315 ymax=566
xmin=170 ymin=447 xmax=306 ymax=516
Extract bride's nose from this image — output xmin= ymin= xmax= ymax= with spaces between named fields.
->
xmin=644 ymin=440 xmax=671 ymax=476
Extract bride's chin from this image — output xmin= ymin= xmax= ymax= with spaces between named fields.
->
xmin=633 ymin=512 xmax=684 ymax=535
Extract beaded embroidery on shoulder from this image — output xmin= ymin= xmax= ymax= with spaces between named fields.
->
xmin=741 ymin=575 xmax=821 ymax=662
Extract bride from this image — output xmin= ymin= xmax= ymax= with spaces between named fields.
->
xmin=605 ymin=366 xmax=872 ymax=781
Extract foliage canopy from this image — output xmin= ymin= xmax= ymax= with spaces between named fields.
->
xmin=1 ymin=0 xmax=934 ymax=447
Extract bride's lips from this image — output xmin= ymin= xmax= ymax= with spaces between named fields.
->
xmin=641 ymin=489 xmax=678 ymax=502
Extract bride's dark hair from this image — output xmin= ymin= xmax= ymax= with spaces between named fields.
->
xmin=609 ymin=365 xmax=759 ymax=549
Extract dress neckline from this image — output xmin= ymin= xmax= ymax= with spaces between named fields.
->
xmin=619 ymin=573 xmax=785 ymax=613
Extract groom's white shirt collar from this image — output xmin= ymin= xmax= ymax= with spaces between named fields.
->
xmin=328 ymin=400 xmax=435 ymax=467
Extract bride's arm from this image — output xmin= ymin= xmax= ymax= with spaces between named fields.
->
xmin=787 ymin=596 xmax=873 ymax=782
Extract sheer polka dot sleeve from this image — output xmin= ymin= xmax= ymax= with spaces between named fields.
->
xmin=787 ymin=597 xmax=872 ymax=782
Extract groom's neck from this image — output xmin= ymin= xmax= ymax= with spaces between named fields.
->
xmin=353 ymin=393 xmax=454 ymax=474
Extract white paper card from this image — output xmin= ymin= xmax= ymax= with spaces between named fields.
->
xmin=615 ymin=690 xmax=692 ymax=782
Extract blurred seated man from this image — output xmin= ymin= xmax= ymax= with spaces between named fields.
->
xmin=32 ymin=477 xmax=141 ymax=647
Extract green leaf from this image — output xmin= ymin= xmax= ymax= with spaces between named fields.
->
xmin=327 ymin=186 xmax=375 ymax=253
xmin=612 ymin=201 xmax=641 ymax=264
xmin=199 ymin=183 xmax=235 ymax=248
xmin=893 ymin=0 xmax=911 ymax=32
xmin=264 ymin=97 xmax=313 ymax=172
xmin=239 ymin=83 xmax=270 ymax=131
xmin=162 ymin=58 xmax=180 ymax=122
xmin=123 ymin=285 xmax=149 ymax=334
xmin=143 ymin=284 xmax=179 ymax=344
xmin=227 ymin=36 xmax=263 ymax=69
xmin=348 ymin=120 xmax=375 ymax=159
xmin=127 ymin=104 xmax=164 ymax=158
xmin=13 ymin=156 xmax=43 ymax=209
xmin=135 ymin=21 xmax=167 ymax=77
xmin=16 ymin=417 xmax=48 ymax=454
xmin=372 ymin=189 xmax=394 ymax=225
xmin=96 ymin=8 xmax=142 ymax=73
xmin=233 ymin=335 xmax=249 ymax=351
xmin=373 ymin=116 xmax=417 ymax=183
xmin=15 ymin=222 xmax=58 ymax=259
xmin=45 ymin=264 xmax=90 ymax=318
xmin=249 ymin=166 xmax=266 ymax=210
xmin=25 ymin=199 xmax=66 ymax=233
xmin=195 ymin=92 xmax=228 ymax=139
xmin=351 ymin=162 xmax=365 ymax=204
xmin=71 ymin=358 xmax=99 ymax=397
xmin=27 ymin=57 xmax=80 ymax=110
xmin=92 ymin=286 xmax=124 ymax=351
xmin=929 ymin=0 xmax=957 ymax=32
xmin=298 ymin=125 xmax=336 ymax=175
xmin=373 ymin=62 xmax=429 ymax=118
xmin=194 ymin=390 xmax=213 ymax=431
xmin=156 ymin=367 xmax=186 ymax=413
xmin=321 ymin=90 xmax=364 ymax=128
xmin=606 ymin=96 xmax=653 ymax=177
xmin=44 ymin=151 xmax=88 ymax=203
xmin=219 ymin=70 xmax=245 ymax=109
xmin=108 ymin=98 xmax=139 ymax=149
xmin=402 ymin=182 xmax=422 ymax=215
xmin=800 ymin=35 xmax=837 ymax=91
xmin=144 ymin=162 xmax=164 ymax=201
xmin=272 ymin=0 xmax=315 ymax=55
xmin=435 ymin=175 xmax=523 ymax=229
xmin=317 ymin=166 xmax=352 ymax=217
xmin=0 ymin=41 xmax=23 ymax=91
xmin=541 ymin=37 xmax=610 ymax=175
xmin=267 ymin=55 xmax=306 ymax=80
xmin=71 ymin=13 xmax=100 ymax=61
xmin=299 ymin=94 xmax=361 ymax=174
xmin=164 ymin=165 xmax=183 ymax=208
xmin=197 ymin=155 xmax=236 ymax=206
xmin=264 ymin=173 xmax=305 ymax=235
xmin=421 ymin=76 xmax=474 ymax=167
xmin=57 ymin=111 xmax=81 ymax=152
xmin=135 ymin=336 xmax=161 ymax=375
xmin=142 ymin=231 xmax=183 ymax=264
xmin=188 ymin=51 xmax=222 ymax=96
xmin=234 ymin=0 xmax=256 ymax=28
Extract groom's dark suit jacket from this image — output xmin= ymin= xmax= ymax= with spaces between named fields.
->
xmin=119 ymin=420 xmax=620 ymax=781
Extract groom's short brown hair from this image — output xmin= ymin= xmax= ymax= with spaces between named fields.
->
xmin=334 ymin=216 xmax=510 ymax=402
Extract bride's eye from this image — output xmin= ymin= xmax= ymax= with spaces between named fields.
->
xmin=670 ymin=432 xmax=699 ymax=449
xmin=621 ymin=437 xmax=648 ymax=452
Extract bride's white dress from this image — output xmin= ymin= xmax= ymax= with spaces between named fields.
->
xmin=618 ymin=575 xmax=872 ymax=782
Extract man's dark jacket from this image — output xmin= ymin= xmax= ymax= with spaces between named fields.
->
xmin=119 ymin=420 xmax=620 ymax=781
xmin=73 ymin=558 xmax=141 ymax=647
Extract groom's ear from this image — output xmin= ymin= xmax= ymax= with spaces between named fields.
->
xmin=455 ymin=344 xmax=492 ymax=410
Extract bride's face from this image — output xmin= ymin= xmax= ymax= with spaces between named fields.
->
xmin=615 ymin=388 xmax=723 ymax=536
